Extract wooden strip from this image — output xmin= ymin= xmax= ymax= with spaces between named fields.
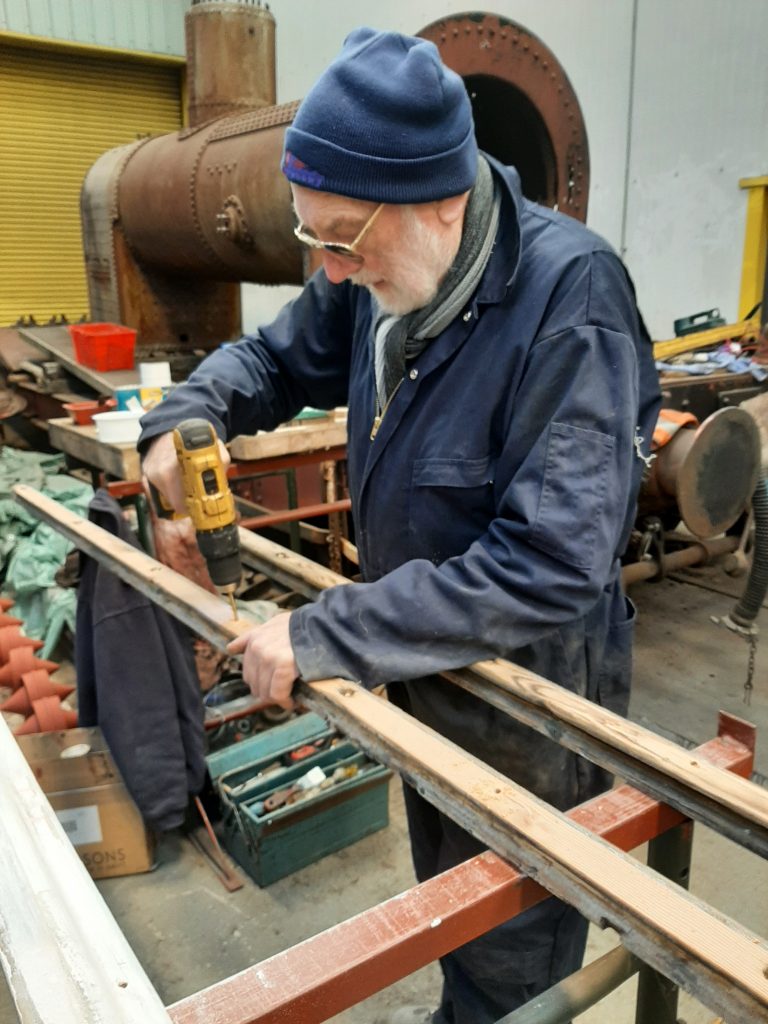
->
xmin=467 ymin=658 xmax=768 ymax=836
xmin=237 ymin=527 xmax=768 ymax=856
xmin=445 ymin=668 xmax=768 ymax=858
xmin=0 ymin=715 xmax=172 ymax=1023
xmin=168 ymin=731 xmax=754 ymax=1024
xmin=13 ymin=483 xmax=239 ymax=647
xmin=13 ymin=484 xmax=768 ymax=1024
xmin=228 ymin=418 xmax=347 ymax=461
xmin=239 ymin=525 xmax=350 ymax=599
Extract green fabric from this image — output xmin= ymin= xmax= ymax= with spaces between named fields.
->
xmin=0 ymin=450 xmax=92 ymax=656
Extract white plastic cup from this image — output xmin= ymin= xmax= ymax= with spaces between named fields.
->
xmin=92 ymin=410 xmax=143 ymax=444
xmin=139 ymin=362 xmax=172 ymax=387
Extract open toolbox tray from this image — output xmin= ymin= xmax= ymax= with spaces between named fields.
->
xmin=212 ymin=714 xmax=392 ymax=885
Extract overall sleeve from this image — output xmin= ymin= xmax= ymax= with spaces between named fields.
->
xmin=290 ymin=260 xmax=645 ymax=686
xmin=138 ymin=271 xmax=355 ymax=450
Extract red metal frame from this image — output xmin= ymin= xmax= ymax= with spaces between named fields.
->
xmin=168 ymin=713 xmax=754 ymax=1024
xmin=105 ymin=447 xmax=348 ymax=499
xmin=239 ymin=498 xmax=352 ymax=531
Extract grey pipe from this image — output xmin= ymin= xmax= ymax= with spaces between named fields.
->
xmin=731 ymin=479 xmax=768 ymax=626
xmin=494 ymin=945 xmax=638 ymax=1024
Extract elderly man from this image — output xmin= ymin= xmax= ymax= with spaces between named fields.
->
xmin=140 ymin=26 xmax=660 ymax=1024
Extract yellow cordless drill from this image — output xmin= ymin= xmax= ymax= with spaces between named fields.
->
xmin=158 ymin=418 xmax=241 ymax=619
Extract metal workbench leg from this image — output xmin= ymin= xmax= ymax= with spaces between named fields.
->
xmin=635 ymin=821 xmax=693 ymax=1024
xmin=284 ymin=468 xmax=301 ymax=552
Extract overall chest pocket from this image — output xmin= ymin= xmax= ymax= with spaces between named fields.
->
xmin=409 ymin=455 xmax=497 ymax=564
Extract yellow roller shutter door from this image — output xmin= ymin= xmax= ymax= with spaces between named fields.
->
xmin=0 ymin=45 xmax=182 ymax=325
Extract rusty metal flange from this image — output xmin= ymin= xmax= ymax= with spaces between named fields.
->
xmin=419 ymin=13 xmax=590 ymax=220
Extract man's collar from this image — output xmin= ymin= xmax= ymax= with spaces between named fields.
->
xmin=473 ymin=152 xmax=524 ymax=306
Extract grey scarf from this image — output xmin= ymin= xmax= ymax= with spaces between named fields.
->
xmin=374 ymin=155 xmax=501 ymax=416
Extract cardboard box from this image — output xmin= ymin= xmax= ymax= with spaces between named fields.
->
xmin=17 ymin=726 xmax=155 ymax=879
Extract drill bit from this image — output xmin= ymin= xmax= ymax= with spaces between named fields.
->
xmin=227 ymin=591 xmax=238 ymax=620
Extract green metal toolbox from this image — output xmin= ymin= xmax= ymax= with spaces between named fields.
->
xmin=209 ymin=712 xmax=392 ymax=886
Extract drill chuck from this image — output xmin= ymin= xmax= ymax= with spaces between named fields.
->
xmin=197 ymin=526 xmax=241 ymax=590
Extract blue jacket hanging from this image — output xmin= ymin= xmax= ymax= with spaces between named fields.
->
xmin=75 ymin=490 xmax=207 ymax=830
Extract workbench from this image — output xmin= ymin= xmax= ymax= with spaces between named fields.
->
xmin=47 ymin=412 xmax=351 ymax=566
xmin=17 ymin=324 xmax=141 ymax=395
xmin=48 ymin=418 xmax=141 ymax=482
xmin=228 ymin=414 xmax=347 ymax=460
xmin=48 ymin=413 xmax=348 ymax=483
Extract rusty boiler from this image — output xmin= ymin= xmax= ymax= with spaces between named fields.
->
xmin=80 ymin=4 xmax=590 ymax=357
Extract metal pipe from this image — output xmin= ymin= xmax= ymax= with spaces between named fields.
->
xmin=495 ymin=946 xmax=638 ymax=1024
xmin=239 ymin=497 xmax=352 ymax=530
xmin=622 ymin=535 xmax=739 ymax=586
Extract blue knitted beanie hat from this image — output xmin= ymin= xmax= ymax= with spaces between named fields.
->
xmin=282 ymin=27 xmax=478 ymax=203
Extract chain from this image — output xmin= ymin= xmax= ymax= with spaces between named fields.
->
xmin=710 ymin=613 xmax=759 ymax=706
xmin=744 ymin=632 xmax=758 ymax=706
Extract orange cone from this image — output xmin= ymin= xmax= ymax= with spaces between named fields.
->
xmin=14 ymin=696 xmax=77 ymax=735
xmin=0 ymin=626 xmax=44 ymax=664
xmin=0 ymin=598 xmax=14 ymax=612
xmin=0 ymin=671 xmax=75 ymax=716
xmin=0 ymin=613 xmax=23 ymax=628
xmin=0 ymin=647 xmax=60 ymax=689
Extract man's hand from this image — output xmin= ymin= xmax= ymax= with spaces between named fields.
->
xmin=141 ymin=429 xmax=230 ymax=515
xmin=227 ymin=612 xmax=298 ymax=710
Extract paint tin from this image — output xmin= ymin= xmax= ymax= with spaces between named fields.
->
xmin=114 ymin=386 xmax=142 ymax=411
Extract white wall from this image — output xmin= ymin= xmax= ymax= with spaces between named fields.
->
xmin=622 ymin=0 xmax=768 ymax=336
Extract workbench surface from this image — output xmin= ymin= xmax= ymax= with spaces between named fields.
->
xmin=229 ymin=414 xmax=347 ymax=460
xmin=48 ymin=418 xmax=141 ymax=481
xmin=48 ymin=413 xmax=348 ymax=484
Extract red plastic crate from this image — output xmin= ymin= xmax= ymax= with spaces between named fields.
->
xmin=68 ymin=323 xmax=137 ymax=372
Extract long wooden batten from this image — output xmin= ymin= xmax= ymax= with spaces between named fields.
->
xmin=11 ymin=483 xmax=768 ymax=1023
xmin=237 ymin=525 xmax=768 ymax=858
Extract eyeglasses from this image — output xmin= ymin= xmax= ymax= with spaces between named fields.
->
xmin=293 ymin=203 xmax=384 ymax=263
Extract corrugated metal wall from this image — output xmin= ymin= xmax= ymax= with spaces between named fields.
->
xmin=0 ymin=0 xmax=186 ymax=56
xmin=0 ymin=43 xmax=182 ymax=325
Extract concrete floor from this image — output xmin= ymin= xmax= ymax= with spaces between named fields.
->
xmin=2 ymin=569 xmax=767 ymax=1023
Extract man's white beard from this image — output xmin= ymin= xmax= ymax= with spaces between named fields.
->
xmin=350 ymin=208 xmax=456 ymax=317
